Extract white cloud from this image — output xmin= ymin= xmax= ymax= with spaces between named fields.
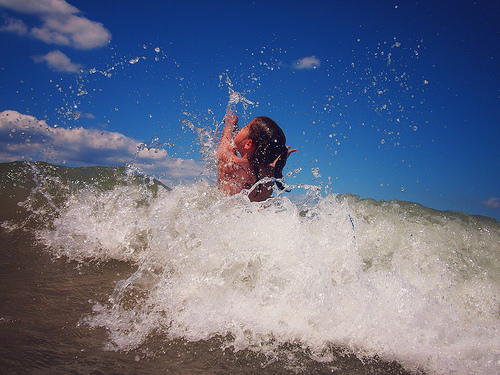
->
xmin=31 ymin=14 xmax=110 ymax=49
xmin=0 ymin=110 xmax=205 ymax=183
xmin=0 ymin=0 xmax=79 ymax=15
xmin=292 ymin=56 xmax=321 ymax=69
xmin=482 ymin=197 xmax=499 ymax=209
xmin=0 ymin=16 xmax=28 ymax=34
xmin=33 ymin=50 xmax=82 ymax=72
xmin=0 ymin=0 xmax=111 ymax=49
xmin=80 ymin=112 xmax=96 ymax=119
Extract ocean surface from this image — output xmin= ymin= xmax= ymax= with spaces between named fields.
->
xmin=1 ymin=161 xmax=499 ymax=374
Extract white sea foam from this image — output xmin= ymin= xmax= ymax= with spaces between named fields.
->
xmin=37 ymin=181 xmax=500 ymax=375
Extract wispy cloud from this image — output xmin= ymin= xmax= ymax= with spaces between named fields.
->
xmin=0 ymin=0 xmax=79 ymax=15
xmin=33 ymin=50 xmax=82 ymax=72
xmin=0 ymin=16 xmax=28 ymax=34
xmin=0 ymin=110 xmax=205 ymax=184
xmin=482 ymin=197 xmax=499 ymax=209
xmin=0 ymin=0 xmax=111 ymax=49
xmin=292 ymin=56 xmax=320 ymax=69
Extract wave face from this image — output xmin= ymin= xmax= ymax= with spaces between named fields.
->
xmin=2 ymin=161 xmax=499 ymax=375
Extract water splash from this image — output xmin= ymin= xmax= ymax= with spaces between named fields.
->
xmin=18 ymin=167 xmax=496 ymax=375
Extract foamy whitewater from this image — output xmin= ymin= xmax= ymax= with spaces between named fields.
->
xmin=25 ymin=167 xmax=499 ymax=375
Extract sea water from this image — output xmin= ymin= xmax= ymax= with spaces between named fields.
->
xmin=1 ymin=161 xmax=498 ymax=374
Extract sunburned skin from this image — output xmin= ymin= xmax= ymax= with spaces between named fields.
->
xmin=217 ymin=113 xmax=274 ymax=201
xmin=216 ymin=111 xmax=295 ymax=202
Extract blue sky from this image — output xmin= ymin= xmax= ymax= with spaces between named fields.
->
xmin=0 ymin=0 xmax=499 ymax=219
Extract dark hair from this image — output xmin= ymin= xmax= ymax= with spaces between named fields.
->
xmin=248 ymin=116 xmax=289 ymax=190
